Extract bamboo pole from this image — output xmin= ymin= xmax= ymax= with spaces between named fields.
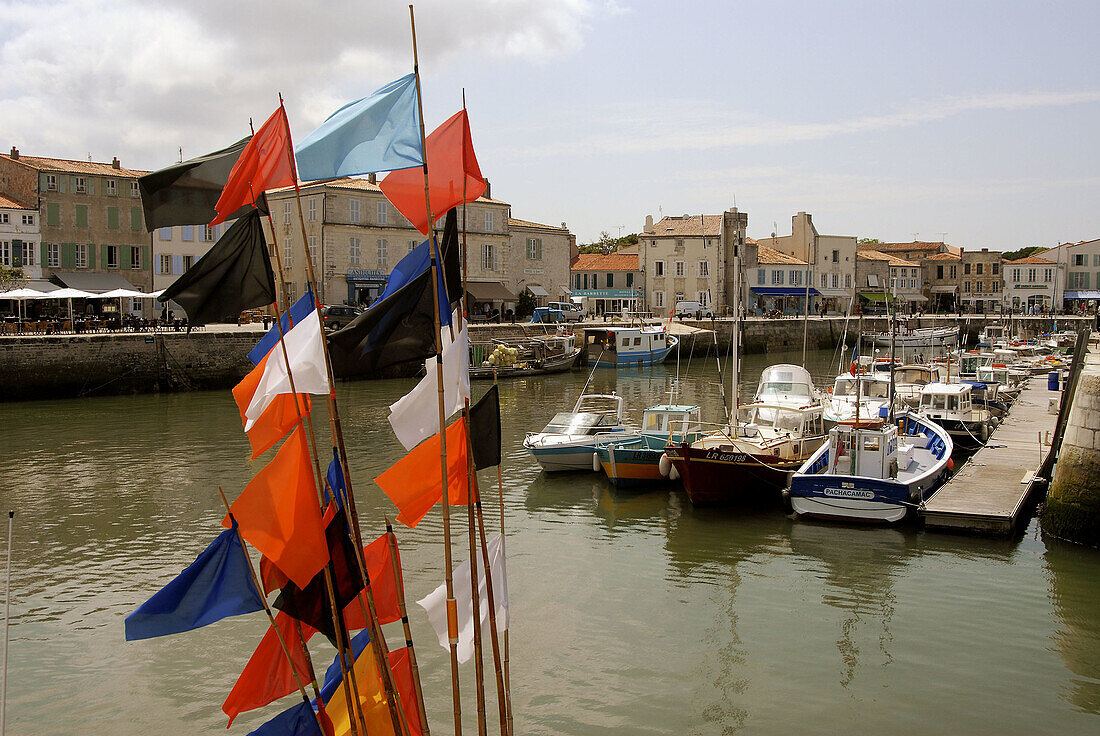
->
xmin=1 ymin=511 xmax=11 ymax=736
xmin=385 ymin=518 xmax=430 ymax=734
xmin=217 ymin=489 xmax=331 ymax=736
xmin=493 ymin=381 xmax=514 ymax=736
xmin=409 ymin=6 xmax=464 ymax=734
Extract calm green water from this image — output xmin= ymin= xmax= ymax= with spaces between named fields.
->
xmin=1 ymin=349 xmax=1098 ymax=735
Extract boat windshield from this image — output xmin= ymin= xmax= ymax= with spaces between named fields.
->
xmin=542 ymin=412 xmax=604 ymax=434
xmin=895 ymin=368 xmax=929 ymax=385
xmin=744 ymin=406 xmax=804 ymax=432
xmin=862 ymin=379 xmax=889 ymax=399
xmin=833 ymin=377 xmax=856 ymax=397
xmin=757 ymin=382 xmax=813 ymax=400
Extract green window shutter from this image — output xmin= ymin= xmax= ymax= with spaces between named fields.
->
xmin=87 ymin=178 xmax=95 ymax=195
xmin=62 ymin=243 xmax=75 ymax=269
xmin=131 ymin=207 xmax=142 ymax=231
xmin=121 ymin=244 xmax=131 ymax=269
xmin=47 ymin=202 xmax=60 ymax=226
xmin=40 ymin=241 xmax=48 ymax=266
xmin=87 ymin=244 xmax=96 ymax=268
xmin=58 ymin=176 xmax=66 ymax=193
xmin=107 ymin=207 xmax=119 ymax=230
xmin=75 ymin=205 xmax=88 ymax=228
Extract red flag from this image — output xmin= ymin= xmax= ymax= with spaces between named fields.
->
xmin=223 ymin=426 xmax=329 ymax=589
xmin=212 ymin=105 xmax=297 ymax=226
xmin=374 ymin=419 xmax=470 ymax=528
xmin=259 ymin=555 xmax=290 ymax=595
xmin=387 ymin=647 xmax=424 ymax=736
xmin=343 ymin=533 xmax=404 ymax=630
xmin=232 ymin=350 xmax=311 ymax=459
xmin=222 ymin=611 xmax=317 ymax=726
xmin=379 ymin=109 xmax=486 ymax=235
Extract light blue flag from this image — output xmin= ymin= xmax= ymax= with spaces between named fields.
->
xmin=295 ymin=74 xmax=423 ymax=181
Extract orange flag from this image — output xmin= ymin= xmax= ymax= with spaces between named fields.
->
xmin=374 ymin=419 xmax=470 ymax=528
xmin=343 ymin=533 xmax=404 ymax=630
xmin=379 ymin=109 xmax=486 ymax=235
xmin=232 ymin=350 xmax=311 ymax=459
xmin=212 ymin=105 xmax=297 ymax=225
xmin=222 ymin=611 xmax=317 ymax=726
xmin=387 ymin=647 xmax=423 ymax=736
xmin=326 ymin=643 xmax=395 ymax=736
xmin=223 ymin=426 xmax=328 ymax=589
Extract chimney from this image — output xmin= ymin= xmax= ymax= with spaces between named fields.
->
xmin=367 ymin=172 xmax=377 ymax=184
xmin=112 ymin=156 xmax=120 ymax=169
xmin=483 ymin=179 xmax=491 ymax=199
xmin=9 ymin=146 xmax=18 ymax=160
xmin=644 ymin=215 xmax=654 ymax=233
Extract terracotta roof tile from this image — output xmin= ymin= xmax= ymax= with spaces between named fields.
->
xmin=271 ymin=176 xmax=507 ymax=203
xmin=1004 ymin=256 xmax=1055 ymax=265
xmin=1 ymin=153 xmax=148 ymax=177
xmin=757 ymin=245 xmax=806 ymax=266
xmin=571 ymin=252 xmax=639 ymax=271
xmin=857 ymin=249 xmax=918 ymax=267
xmin=507 ymin=217 xmax=567 ymax=231
xmin=0 ymin=193 xmax=34 ymax=209
xmin=647 ymin=215 xmax=722 ymax=237
xmin=926 ymin=252 xmax=962 ymax=261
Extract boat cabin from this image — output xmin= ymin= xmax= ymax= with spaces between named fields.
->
xmin=737 ymin=403 xmax=825 ymax=447
xmin=642 ymin=404 xmax=702 ymax=437
xmin=754 ymin=364 xmax=817 ymax=404
xmin=831 ymin=374 xmax=891 ymax=400
xmin=827 ymin=420 xmax=901 ymax=479
xmin=539 ymin=393 xmax=625 ymax=435
xmin=918 ymin=382 xmax=973 ymax=422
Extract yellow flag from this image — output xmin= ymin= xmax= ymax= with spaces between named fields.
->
xmin=327 ymin=644 xmax=396 ymax=736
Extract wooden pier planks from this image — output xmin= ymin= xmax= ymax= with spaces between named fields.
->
xmin=922 ymin=375 xmax=1061 ymax=535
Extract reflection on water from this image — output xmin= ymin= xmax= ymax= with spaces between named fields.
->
xmin=1 ymin=351 xmax=1098 ymax=734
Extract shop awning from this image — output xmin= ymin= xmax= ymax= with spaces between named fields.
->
xmin=53 ymin=272 xmax=140 ymax=293
xmin=1064 ymin=290 xmax=1100 ymax=299
xmin=931 ymin=285 xmax=958 ymax=294
xmin=526 ymin=284 xmax=549 ymax=297
xmin=859 ymin=291 xmax=895 ymax=303
xmin=750 ymin=286 xmax=820 ymax=296
xmin=466 ymin=281 xmax=516 ymax=302
xmin=897 ymin=294 xmax=927 ymax=302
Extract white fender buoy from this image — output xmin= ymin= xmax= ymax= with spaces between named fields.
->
xmin=669 ymin=463 xmax=680 ymax=481
xmin=990 ymin=415 xmax=1001 ymax=428
xmin=980 ymin=422 xmax=990 ymax=443
xmin=592 ymin=452 xmax=602 ymax=472
xmin=658 ymin=453 xmax=672 ymax=477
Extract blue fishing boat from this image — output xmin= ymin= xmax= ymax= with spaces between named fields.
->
xmin=585 ymin=325 xmax=678 ymax=367
xmin=593 ymin=405 xmax=703 ymax=488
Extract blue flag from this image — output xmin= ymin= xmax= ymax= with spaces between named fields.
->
xmin=324 ymin=447 xmax=346 ymax=510
xmin=318 ymin=629 xmax=372 ymax=703
xmin=248 ymin=289 xmax=317 ymax=365
xmin=295 ymin=74 xmax=424 ymax=182
xmin=247 ymin=700 xmax=323 ymax=736
xmin=124 ymin=522 xmax=265 ymax=641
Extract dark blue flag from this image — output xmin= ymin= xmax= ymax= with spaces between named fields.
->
xmin=248 ymin=289 xmax=317 ymax=365
xmin=124 ymin=521 xmax=265 ymax=641
xmin=324 ymin=448 xmax=346 ymax=510
xmin=247 ymin=699 xmax=323 ymax=736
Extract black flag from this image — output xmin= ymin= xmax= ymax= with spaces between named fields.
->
xmin=328 ymin=209 xmax=461 ymax=378
xmin=158 ymin=209 xmax=275 ymax=325
xmin=469 ymin=384 xmax=501 ymax=470
xmin=138 ymin=137 xmax=268 ymax=230
xmin=272 ymin=508 xmax=364 ymax=648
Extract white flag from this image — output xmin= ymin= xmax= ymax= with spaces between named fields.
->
xmin=387 ymin=321 xmax=470 ymax=451
xmin=417 ymin=533 xmax=508 ymax=663
xmin=244 ymin=310 xmax=331 ymax=431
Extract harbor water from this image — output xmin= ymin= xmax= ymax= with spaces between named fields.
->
xmin=1 ymin=348 xmax=1098 ymax=735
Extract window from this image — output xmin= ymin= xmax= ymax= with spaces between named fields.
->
xmin=772 ymin=270 xmax=784 ymax=285
xmin=675 ymin=239 xmax=683 ymax=249
xmin=482 ymin=243 xmax=497 ymax=270
xmin=349 ymin=237 xmax=361 ymax=266
xmin=964 ymin=280 xmax=971 ymax=293
xmin=407 ymin=239 xmax=418 ymax=253
xmin=46 ymin=174 xmax=57 ymax=191
xmin=627 ymin=272 xmax=634 ymax=288
xmin=1069 ymin=272 xmax=1090 ymax=289
xmin=376 ymin=201 xmax=387 ymax=225
xmin=654 ymin=291 xmax=665 ymax=307
xmin=0 ymin=214 xmax=6 ymax=224
xmin=106 ymin=207 xmax=119 ymax=230
xmin=993 ymin=281 xmax=1000 ymax=292
xmin=653 ymin=260 xmax=665 ymax=277
xmin=992 ymin=262 xmax=999 ymax=275
xmin=0 ymin=241 xmax=9 ymax=266
xmin=182 ymin=225 xmax=194 ymax=241
xmin=606 ymin=273 xmax=614 ymax=288
xmin=845 ymin=273 xmax=852 ymax=289
xmin=204 ymin=226 xmax=215 ymax=242
xmin=74 ymin=177 xmax=87 ymax=193
xmin=159 ymin=227 xmax=172 ymax=241
xmin=130 ymin=246 xmax=142 ymax=269
xmin=349 ymin=199 xmax=360 ymax=223
xmin=575 ymin=274 xmax=581 ymax=289
xmin=284 ymin=238 xmax=293 ymax=268
xmin=20 ymin=242 xmax=34 ymax=266
xmin=131 ymin=181 xmax=139 ymax=197
xmin=105 ymin=246 xmax=119 ymax=269
xmin=484 ymin=211 xmax=494 ymax=232
xmin=308 ymin=198 xmax=317 ymax=222
xmin=675 ymin=261 xmax=685 ymax=277
xmin=1094 ymin=254 xmax=1100 ymax=267
xmin=909 ymin=278 xmax=916 ymax=288
xmin=376 ymin=238 xmax=387 ymax=268
xmin=308 ymin=236 xmax=318 ymax=265
xmin=964 ymin=262 xmax=971 ymax=275
xmin=1073 ymin=254 xmax=1086 ymax=266
xmin=583 ymin=273 xmax=588 ymax=289
xmin=284 ymin=201 xmax=292 ymax=225
xmin=820 ymin=273 xmax=827 ymax=288
xmin=526 ymin=238 xmax=543 ymax=260
xmin=21 ymin=213 xmax=33 ymax=225
xmin=1012 ymin=268 xmax=1020 ymax=282
xmin=106 ymin=180 xmax=116 ymax=196
xmin=1045 ymin=268 xmax=1053 ymax=282
xmin=159 ymin=254 xmax=171 ymax=274
xmin=832 ymin=250 xmax=839 ymax=263
xmin=47 ymin=243 xmax=59 ymax=267
xmin=757 ymin=268 xmax=765 ymax=284
xmin=699 ymin=260 xmax=710 ymax=277
xmin=976 ymin=263 xmax=984 ymax=275
xmin=937 ymin=265 xmax=944 ymax=279
xmin=975 ymin=281 xmax=983 ymax=293
xmin=831 ymin=273 xmax=839 ymax=289
xmin=950 ymin=265 xmax=957 ymax=279
xmin=284 ymin=282 xmax=297 ymax=303
xmin=789 ymin=269 xmax=800 ymax=286
xmin=1028 ymin=268 xmax=1037 ymax=283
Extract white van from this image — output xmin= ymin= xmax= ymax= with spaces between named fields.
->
xmin=547 ymin=301 xmax=584 ymax=322
xmin=674 ymin=300 xmax=713 ymax=319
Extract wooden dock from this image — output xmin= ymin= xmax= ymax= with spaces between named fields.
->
xmin=921 ymin=375 xmax=1061 ymax=535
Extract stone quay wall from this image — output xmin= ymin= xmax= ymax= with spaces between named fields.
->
xmin=1043 ymin=334 xmax=1100 ymax=547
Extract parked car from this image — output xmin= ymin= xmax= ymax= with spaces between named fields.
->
xmin=547 ymin=301 xmax=584 ymax=322
xmin=320 ymin=305 xmax=363 ymax=330
xmin=674 ymin=300 xmax=713 ymax=319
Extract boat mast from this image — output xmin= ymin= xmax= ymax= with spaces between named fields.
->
xmin=801 ymin=227 xmax=813 ymax=368
xmin=729 ymin=210 xmax=742 ymax=429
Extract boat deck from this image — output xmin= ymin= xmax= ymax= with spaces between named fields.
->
xmin=921 ymin=376 xmax=1060 ymax=535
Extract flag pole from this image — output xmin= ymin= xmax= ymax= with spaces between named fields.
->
xmin=385 ymin=517 xmax=431 ymax=734
xmin=409 ymin=7 xmax=465 ymax=736
xmin=276 ymin=99 xmax=411 ymax=736
xmin=493 ymin=373 xmax=513 ymax=736
xmin=1 ymin=511 xmax=12 ymax=736
xmin=217 ymin=489 xmax=332 ymax=735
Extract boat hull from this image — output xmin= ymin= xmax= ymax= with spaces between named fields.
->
xmin=527 ymin=443 xmax=603 ymax=472
xmin=788 ymin=476 xmax=913 ymax=524
xmin=665 ymin=444 xmax=799 ymax=505
xmin=597 ymin=445 xmax=668 ymax=488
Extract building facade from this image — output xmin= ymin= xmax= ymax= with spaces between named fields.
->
xmin=922 ymin=252 xmax=961 ymax=312
xmin=0 ymin=193 xmax=42 ymax=284
xmin=856 ymin=250 xmax=923 ymax=312
xmin=0 ymin=149 xmax=152 ymax=299
xmin=570 ymin=249 xmax=642 ymax=315
xmin=1002 ymin=255 xmax=1061 ymax=313
xmin=747 ymin=246 xmax=811 ymax=315
xmin=639 ymin=213 xmax=724 ymax=314
xmin=755 ymin=212 xmax=856 ymax=314
xmin=151 ymin=220 xmax=236 ymax=315
xmin=1043 ymin=239 xmax=1100 ymax=309
xmin=959 ymin=247 xmax=1002 ymax=313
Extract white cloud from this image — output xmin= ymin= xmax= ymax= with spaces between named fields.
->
xmin=0 ymin=0 xmax=598 ymax=168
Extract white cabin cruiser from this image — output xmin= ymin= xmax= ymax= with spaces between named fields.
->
xmin=524 ymin=393 xmax=632 ymax=471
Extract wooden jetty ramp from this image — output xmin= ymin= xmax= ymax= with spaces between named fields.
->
xmin=921 ymin=375 xmax=1061 ymax=535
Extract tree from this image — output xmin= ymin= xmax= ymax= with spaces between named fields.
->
xmin=857 ymin=237 xmax=881 ymax=245
xmin=577 ymin=231 xmax=638 ymax=255
xmin=515 ymin=289 xmax=536 ymax=317
xmin=1002 ymin=245 xmax=1046 ymax=261
xmin=0 ymin=264 xmax=25 ymax=292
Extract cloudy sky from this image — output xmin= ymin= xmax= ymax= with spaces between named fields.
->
xmin=1 ymin=0 xmax=1097 ymax=249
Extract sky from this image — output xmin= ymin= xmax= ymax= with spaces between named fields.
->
xmin=1 ymin=0 xmax=1097 ymax=250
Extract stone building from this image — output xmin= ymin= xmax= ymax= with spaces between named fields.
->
xmin=959 ymin=247 xmax=1002 ymax=314
xmin=856 ymin=250 xmax=924 ymax=312
xmin=923 ymin=252 xmax=961 ymax=312
xmin=639 ymin=213 xmax=723 ymax=314
xmin=0 ymin=149 xmax=152 ymax=305
xmin=570 ymin=249 xmax=643 ymax=315
xmin=262 ymin=178 xmax=572 ymax=315
xmin=746 ymin=246 xmax=811 ymax=315
xmin=755 ymin=212 xmax=856 ymax=314
xmin=1002 ymin=254 xmax=1061 ymax=313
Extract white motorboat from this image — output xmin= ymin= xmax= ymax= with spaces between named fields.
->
xmin=524 ymin=393 xmax=633 ymax=471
